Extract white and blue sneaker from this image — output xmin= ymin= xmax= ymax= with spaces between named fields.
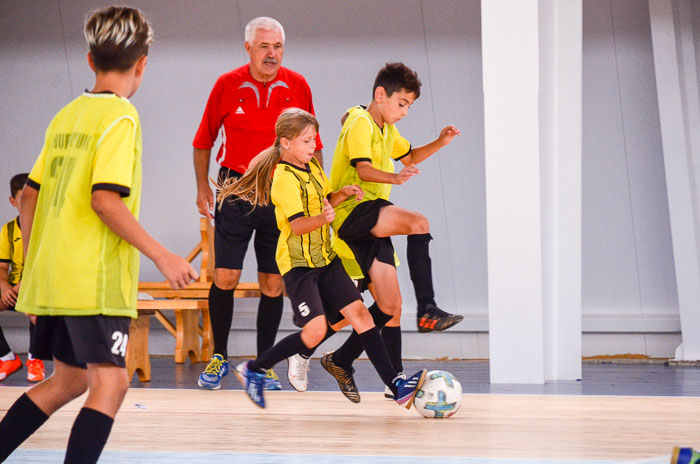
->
xmin=394 ymin=369 xmax=427 ymax=409
xmin=235 ymin=361 xmax=267 ymax=408
xmin=263 ymin=368 xmax=283 ymax=391
xmin=197 ymin=354 xmax=229 ymax=390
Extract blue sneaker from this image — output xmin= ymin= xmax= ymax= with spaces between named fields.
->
xmin=263 ymin=368 xmax=282 ymax=391
xmin=394 ymin=369 xmax=427 ymax=409
xmin=197 ymin=354 xmax=229 ymax=390
xmin=235 ymin=361 xmax=266 ymax=408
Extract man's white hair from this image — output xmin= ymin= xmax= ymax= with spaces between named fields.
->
xmin=245 ymin=17 xmax=285 ymax=44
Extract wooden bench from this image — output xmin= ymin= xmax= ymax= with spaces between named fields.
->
xmin=126 ymin=218 xmax=262 ymax=382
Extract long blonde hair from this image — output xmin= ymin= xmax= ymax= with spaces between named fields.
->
xmin=217 ymin=108 xmax=319 ymax=208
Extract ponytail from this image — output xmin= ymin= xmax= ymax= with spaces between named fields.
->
xmin=217 ymin=142 xmax=282 ymax=209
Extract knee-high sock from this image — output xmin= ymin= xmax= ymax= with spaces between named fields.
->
xmin=298 ymin=327 xmax=336 ymax=359
xmin=64 ymin=407 xmax=114 ymax=464
xmin=406 ymin=233 xmax=436 ymax=309
xmin=0 ymin=393 xmax=49 ymax=461
xmin=0 ymin=325 xmax=11 ymax=357
xmin=381 ymin=325 xmax=403 ymax=373
xmin=28 ymin=321 xmax=35 ymax=359
xmin=250 ymin=331 xmax=307 ymax=372
xmin=209 ymin=283 xmax=234 ymax=358
xmin=359 ymin=327 xmax=399 ymax=396
xmin=332 ymin=303 xmax=392 ymax=369
xmin=256 ymin=294 xmax=284 ymax=355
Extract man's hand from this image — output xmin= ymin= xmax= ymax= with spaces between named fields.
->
xmin=155 ymin=252 xmax=199 ymax=290
xmin=393 ymin=164 xmax=420 ymax=185
xmin=196 ymin=185 xmax=215 ymax=219
xmin=438 ymin=125 xmax=461 ymax=147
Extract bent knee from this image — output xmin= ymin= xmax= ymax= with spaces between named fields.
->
xmin=410 ymin=214 xmax=430 ymax=234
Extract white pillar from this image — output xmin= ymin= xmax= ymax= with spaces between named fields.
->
xmin=482 ymin=0 xmax=582 ymax=383
xmin=649 ymin=0 xmax=700 ymax=361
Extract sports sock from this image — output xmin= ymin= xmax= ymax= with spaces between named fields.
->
xmin=250 ymin=331 xmax=306 ymax=372
xmin=358 ymin=327 xmax=398 ymax=396
xmin=256 ymin=294 xmax=284 ymax=355
xmin=208 ymin=283 xmax=234 ymax=358
xmin=407 ymin=233 xmax=437 ymax=310
xmin=64 ymin=407 xmax=114 ymax=464
xmin=381 ymin=325 xmax=403 ymax=373
xmin=0 ymin=393 xmax=49 ymax=461
xmin=0 ymin=326 xmax=11 ymax=358
xmin=298 ymin=327 xmax=336 ymax=358
xmin=28 ymin=321 xmax=35 ymax=359
xmin=332 ymin=302 xmax=391 ymax=369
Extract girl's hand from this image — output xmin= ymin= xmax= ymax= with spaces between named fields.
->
xmin=321 ymin=198 xmax=336 ymax=223
xmin=341 ymin=185 xmax=364 ymax=202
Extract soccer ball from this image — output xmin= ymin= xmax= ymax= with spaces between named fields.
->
xmin=413 ymin=370 xmax=462 ymax=418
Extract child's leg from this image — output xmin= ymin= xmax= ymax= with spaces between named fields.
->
xmin=0 ymin=325 xmax=12 ymax=358
xmin=0 ymin=358 xmax=87 ymax=461
xmin=64 ymin=363 xmax=129 ymax=463
xmin=250 ymin=315 xmax=327 ymax=372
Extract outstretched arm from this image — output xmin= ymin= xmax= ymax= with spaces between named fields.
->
xmin=399 ymin=125 xmax=461 ymax=166
xmin=92 ymin=190 xmax=198 ymax=289
xmin=355 ymin=161 xmax=420 ymax=185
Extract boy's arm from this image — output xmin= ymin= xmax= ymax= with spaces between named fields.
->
xmin=355 ymin=161 xmax=420 ymax=185
xmin=91 ymin=190 xmax=198 ymax=289
xmin=327 ymin=185 xmax=363 ymax=208
xmin=399 ymin=125 xmax=461 ymax=166
xmin=288 ymin=198 xmax=335 ymax=236
xmin=19 ymin=185 xmax=39 ymax=259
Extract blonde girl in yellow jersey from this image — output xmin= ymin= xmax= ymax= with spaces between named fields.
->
xmin=218 ymin=108 xmax=426 ymax=409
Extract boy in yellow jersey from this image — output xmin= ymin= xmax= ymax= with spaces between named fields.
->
xmin=0 ymin=7 xmax=197 ymax=463
xmin=321 ymin=63 xmax=462 ymax=402
xmin=0 ymin=173 xmax=44 ymax=382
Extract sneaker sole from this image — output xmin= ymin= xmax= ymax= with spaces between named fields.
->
xmin=320 ymin=355 xmax=360 ymax=403
xmin=418 ymin=315 xmax=465 ymax=333
xmin=197 ymin=378 xmax=222 ymax=390
xmin=401 ymin=370 xmax=427 ymax=410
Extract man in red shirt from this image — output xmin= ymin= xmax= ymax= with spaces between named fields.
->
xmin=192 ymin=17 xmax=322 ymax=391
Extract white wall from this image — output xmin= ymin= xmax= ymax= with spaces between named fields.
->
xmin=0 ymin=0 xmax=684 ymax=359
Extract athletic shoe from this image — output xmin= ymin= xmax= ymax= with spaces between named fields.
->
xmin=287 ymin=354 xmax=310 ymax=392
xmin=320 ymin=352 xmax=360 ymax=403
xmin=197 ymin=354 xmax=229 ymax=390
xmin=0 ymin=355 xmax=21 ymax=381
xmin=672 ymin=447 xmax=700 ymax=464
xmin=26 ymin=358 xmax=45 ymax=382
xmin=417 ymin=304 xmax=464 ymax=333
xmin=263 ymin=368 xmax=282 ymax=391
xmin=395 ymin=369 xmax=427 ymax=409
xmin=235 ymin=361 xmax=266 ymax=408
xmin=384 ymin=373 xmax=406 ymax=399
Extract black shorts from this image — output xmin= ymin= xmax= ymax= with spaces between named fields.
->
xmin=214 ymin=167 xmax=280 ymax=274
xmin=283 ymin=258 xmax=362 ymax=328
xmin=31 ymin=315 xmax=131 ymax=368
xmin=337 ymin=199 xmax=396 ymax=285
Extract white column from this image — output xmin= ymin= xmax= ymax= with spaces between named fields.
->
xmin=649 ymin=0 xmax=700 ymax=360
xmin=482 ymin=0 xmax=582 ymax=383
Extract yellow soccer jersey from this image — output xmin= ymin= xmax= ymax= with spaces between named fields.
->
xmin=329 ymin=106 xmax=410 ymax=278
xmin=16 ymin=93 xmax=142 ymax=318
xmin=272 ymin=158 xmax=337 ymax=275
xmin=0 ymin=217 xmax=23 ymax=285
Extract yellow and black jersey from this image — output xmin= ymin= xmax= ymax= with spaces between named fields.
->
xmin=0 ymin=217 xmax=23 ymax=285
xmin=271 ymin=157 xmax=337 ymax=275
xmin=16 ymin=92 xmax=142 ymax=318
xmin=329 ymin=105 xmax=410 ymax=278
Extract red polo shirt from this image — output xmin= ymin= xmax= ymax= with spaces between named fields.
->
xmin=193 ymin=64 xmax=323 ymax=174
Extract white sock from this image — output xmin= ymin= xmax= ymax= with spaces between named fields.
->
xmin=27 ymin=352 xmax=34 ymax=361
xmin=0 ymin=351 xmax=16 ymax=361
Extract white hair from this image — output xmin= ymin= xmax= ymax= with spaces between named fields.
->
xmin=244 ymin=17 xmax=285 ymax=44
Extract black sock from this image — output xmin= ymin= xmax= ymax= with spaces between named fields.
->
xmin=332 ymin=302 xmax=391 ymax=369
xmin=381 ymin=326 xmax=403 ymax=373
xmin=407 ymin=233 xmax=437 ymax=310
xmin=64 ymin=407 xmax=114 ymax=464
xmin=0 ymin=325 xmax=10 ymax=357
xmin=209 ymin=283 xmax=234 ymax=358
xmin=358 ymin=327 xmax=398 ymax=396
xmin=298 ymin=327 xmax=336 ymax=358
xmin=28 ymin=321 xmax=35 ymax=358
xmin=256 ymin=294 xmax=284 ymax=355
xmin=0 ymin=393 xmax=49 ymax=461
xmin=250 ymin=331 xmax=307 ymax=372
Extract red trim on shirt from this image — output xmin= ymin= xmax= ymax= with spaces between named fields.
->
xmin=192 ymin=64 xmax=323 ymax=174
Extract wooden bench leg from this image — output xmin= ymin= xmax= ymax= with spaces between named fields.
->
xmin=126 ymin=311 xmax=152 ymax=382
xmin=174 ymin=309 xmax=201 ymax=363
xmin=200 ymin=308 xmax=213 ymax=362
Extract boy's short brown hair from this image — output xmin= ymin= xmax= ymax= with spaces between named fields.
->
xmin=10 ymin=173 xmax=28 ymax=198
xmin=84 ymin=6 xmax=153 ymax=72
xmin=373 ymin=62 xmax=422 ymax=100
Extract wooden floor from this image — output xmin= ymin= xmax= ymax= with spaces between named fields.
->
xmin=1 ymin=386 xmax=697 ymax=462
